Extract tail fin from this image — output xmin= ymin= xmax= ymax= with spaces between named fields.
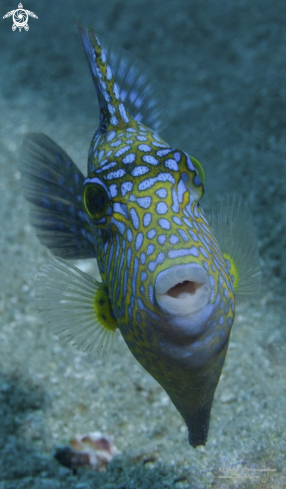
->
xmin=77 ymin=21 xmax=131 ymax=129
xmin=20 ymin=133 xmax=96 ymax=259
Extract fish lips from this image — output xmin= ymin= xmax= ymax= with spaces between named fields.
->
xmin=155 ymin=263 xmax=211 ymax=317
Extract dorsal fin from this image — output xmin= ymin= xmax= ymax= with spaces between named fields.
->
xmin=105 ymin=45 xmax=166 ymax=133
xmin=77 ymin=21 xmax=131 ymax=129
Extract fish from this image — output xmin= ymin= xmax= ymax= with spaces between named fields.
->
xmin=20 ymin=21 xmax=261 ymax=448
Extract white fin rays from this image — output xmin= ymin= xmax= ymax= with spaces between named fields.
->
xmin=211 ymin=193 xmax=261 ymax=296
xmin=36 ymin=258 xmax=116 ymax=356
xmin=105 ymin=44 xmax=166 ymax=133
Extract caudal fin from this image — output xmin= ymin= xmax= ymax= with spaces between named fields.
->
xmin=20 ymin=133 xmax=96 ymax=259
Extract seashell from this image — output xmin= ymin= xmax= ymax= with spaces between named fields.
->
xmin=54 ymin=431 xmax=117 ymax=473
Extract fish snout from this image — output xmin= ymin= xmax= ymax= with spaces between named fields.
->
xmin=155 ymin=263 xmax=211 ymax=316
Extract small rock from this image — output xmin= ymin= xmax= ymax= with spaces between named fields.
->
xmin=220 ymin=391 xmax=237 ymax=404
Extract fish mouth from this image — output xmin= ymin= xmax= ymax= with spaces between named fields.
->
xmin=155 ymin=264 xmax=211 ymax=315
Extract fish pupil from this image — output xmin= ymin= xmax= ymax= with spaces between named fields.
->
xmin=88 ymin=193 xmax=104 ymax=211
xmin=83 ymin=184 xmax=108 ymax=220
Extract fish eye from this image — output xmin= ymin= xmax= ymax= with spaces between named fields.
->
xmin=83 ymin=183 xmax=109 ymax=221
xmin=190 ymin=156 xmax=205 ymax=186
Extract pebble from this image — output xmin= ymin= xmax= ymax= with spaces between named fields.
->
xmin=220 ymin=391 xmax=237 ymax=404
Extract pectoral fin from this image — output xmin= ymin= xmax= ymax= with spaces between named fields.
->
xmin=36 ymin=258 xmax=117 ymax=356
xmin=211 ymin=193 xmax=261 ymax=296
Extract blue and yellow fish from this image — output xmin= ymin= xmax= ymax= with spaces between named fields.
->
xmin=21 ymin=22 xmax=260 ymax=448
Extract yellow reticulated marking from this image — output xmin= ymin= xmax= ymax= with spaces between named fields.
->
xmin=190 ymin=156 xmax=205 ymax=185
xmin=223 ymin=253 xmax=239 ymax=292
xmin=93 ymin=282 xmax=117 ymax=332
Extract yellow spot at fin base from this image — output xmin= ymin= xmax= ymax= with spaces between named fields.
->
xmin=223 ymin=253 xmax=239 ymax=292
xmin=94 ymin=283 xmax=117 ymax=332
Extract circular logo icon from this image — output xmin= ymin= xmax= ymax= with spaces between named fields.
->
xmin=12 ymin=8 xmax=28 ymax=31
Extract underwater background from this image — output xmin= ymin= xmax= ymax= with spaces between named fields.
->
xmin=0 ymin=0 xmax=285 ymax=487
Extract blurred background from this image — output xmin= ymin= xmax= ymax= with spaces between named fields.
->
xmin=0 ymin=0 xmax=285 ymax=488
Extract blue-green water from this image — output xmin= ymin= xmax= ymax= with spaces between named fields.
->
xmin=0 ymin=0 xmax=285 ymax=487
